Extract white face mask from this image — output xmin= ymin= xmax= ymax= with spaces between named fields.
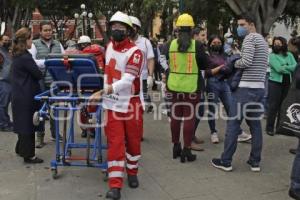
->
xmin=226 ymin=38 xmax=233 ymax=45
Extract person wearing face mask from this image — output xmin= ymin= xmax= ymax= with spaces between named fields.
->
xmin=0 ymin=35 xmax=13 ymax=132
xmin=129 ymin=16 xmax=155 ymax=114
xmin=205 ymin=35 xmax=227 ymax=144
xmin=266 ymin=37 xmax=297 ymax=136
xmin=212 ymin=13 xmax=269 ymax=172
xmin=89 ymin=11 xmax=144 ymax=200
xmin=29 ymin=21 xmax=65 ymax=148
xmin=204 ymin=35 xmax=250 ymax=144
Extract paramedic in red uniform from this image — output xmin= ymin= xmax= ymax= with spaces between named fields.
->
xmin=89 ymin=11 xmax=144 ymax=200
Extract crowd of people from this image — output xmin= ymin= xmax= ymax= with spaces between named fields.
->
xmin=0 ymin=10 xmax=300 ymax=200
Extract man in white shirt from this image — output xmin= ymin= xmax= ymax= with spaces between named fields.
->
xmin=29 ymin=21 xmax=64 ymax=148
xmin=129 ymin=16 xmax=155 ymax=113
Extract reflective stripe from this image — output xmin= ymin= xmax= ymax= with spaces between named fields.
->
xmin=108 ymin=161 xmax=125 ymax=168
xmin=187 ymin=53 xmax=193 ymax=73
xmin=126 ymin=163 xmax=139 ymax=169
xmin=109 ymin=171 xmax=124 ymax=178
xmin=172 ymin=53 xmax=177 ymax=72
xmin=126 ymin=153 xmax=141 ymax=162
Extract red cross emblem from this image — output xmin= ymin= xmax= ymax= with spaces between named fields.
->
xmin=105 ymin=58 xmax=121 ymax=84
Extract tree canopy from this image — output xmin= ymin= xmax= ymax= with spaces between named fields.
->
xmin=1 ymin=0 xmax=300 ymax=39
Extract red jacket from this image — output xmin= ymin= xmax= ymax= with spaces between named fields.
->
xmin=82 ymin=44 xmax=105 ymax=69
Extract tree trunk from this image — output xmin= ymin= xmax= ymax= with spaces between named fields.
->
xmin=11 ymin=3 xmax=20 ymax=35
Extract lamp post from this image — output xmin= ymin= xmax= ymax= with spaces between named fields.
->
xmin=74 ymin=4 xmax=93 ymax=37
xmin=87 ymin=12 xmax=93 ymax=38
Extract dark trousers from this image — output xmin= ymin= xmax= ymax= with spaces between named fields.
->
xmin=206 ymin=78 xmax=233 ymax=134
xmin=266 ymin=81 xmax=290 ymax=132
xmin=170 ymin=92 xmax=200 ymax=147
xmin=0 ymin=81 xmax=11 ymax=128
xmin=142 ymin=79 xmax=151 ymax=103
xmin=37 ymin=83 xmax=55 ymax=138
xmin=15 ymin=133 xmax=35 ymax=158
xmin=221 ymin=88 xmax=264 ymax=165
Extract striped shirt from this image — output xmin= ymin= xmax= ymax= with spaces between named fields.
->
xmin=235 ymin=33 xmax=269 ymax=88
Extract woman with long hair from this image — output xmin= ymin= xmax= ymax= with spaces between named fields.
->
xmin=11 ymin=27 xmax=43 ymax=163
xmin=266 ymin=36 xmax=297 ymax=136
xmin=166 ymin=14 xmax=207 ymax=163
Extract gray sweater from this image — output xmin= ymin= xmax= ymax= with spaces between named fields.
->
xmin=235 ymin=33 xmax=269 ymax=88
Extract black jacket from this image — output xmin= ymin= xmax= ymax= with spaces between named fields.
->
xmin=295 ymin=64 xmax=300 ymax=89
xmin=11 ymin=50 xmax=43 ymax=134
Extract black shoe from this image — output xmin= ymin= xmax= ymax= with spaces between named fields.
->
xmin=180 ymin=147 xmax=196 ymax=163
xmin=0 ymin=125 xmax=13 ymax=132
xmin=81 ymin=130 xmax=87 ymax=138
xmin=128 ymin=175 xmax=139 ymax=188
xmin=211 ymin=158 xmax=233 ymax=172
xmin=89 ymin=130 xmax=95 ymax=138
xmin=246 ymin=160 xmax=261 ymax=172
xmin=173 ymin=143 xmax=182 ymax=159
xmin=106 ymin=188 xmax=121 ymax=200
xmin=289 ymin=189 xmax=300 ymax=200
xmin=146 ymin=105 xmax=154 ymax=113
xmin=290 ymin=148 xmax=297 ymax=155
xmin=24 ymin=157 xmax=44 ymax=164
xmin=266 ymin=131 xmax=275 ymax=136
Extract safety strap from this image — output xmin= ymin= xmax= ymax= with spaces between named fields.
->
xmin=63 ymin=55 xmax=72 ymax=71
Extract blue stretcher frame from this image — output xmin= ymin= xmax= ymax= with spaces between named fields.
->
xmin=34 ymin=55 xmax=107 ymax=178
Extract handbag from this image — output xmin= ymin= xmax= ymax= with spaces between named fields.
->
xmin=276 ymin=76 xmax=300 ymax=137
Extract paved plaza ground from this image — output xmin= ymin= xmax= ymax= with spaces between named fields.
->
xmin=0 ymin=106 xmax=297 ymax=200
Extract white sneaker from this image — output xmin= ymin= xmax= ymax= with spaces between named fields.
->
xmin=211 ymin=132 xmax=219 ymax=144
xmin=161 ymin=109 xmax=168 ymax=115
xmin=238 ymin=131 xmax=252 ymax=142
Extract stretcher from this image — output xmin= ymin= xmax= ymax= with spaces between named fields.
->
xmin=33 ymin=54 xmax=107 ymax=179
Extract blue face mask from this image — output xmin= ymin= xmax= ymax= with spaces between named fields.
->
xmin=237 ymin=26 xmax=248 ymax=38
xmin=226 ymin=38 xmax=233 ymax=45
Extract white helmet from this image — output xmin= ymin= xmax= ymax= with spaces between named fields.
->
xmin=78 ymin=35 xmax=91 ymax=44
xmin=110 ymin=11 xmax=133 ymax=28
xmin=129 ymin=16 xmax=141 ymax=28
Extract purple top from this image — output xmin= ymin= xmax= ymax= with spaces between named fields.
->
xmin=205 ymin=53 xmax=231 ymax=79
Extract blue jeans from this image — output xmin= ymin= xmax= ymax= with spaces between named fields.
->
xmin=0 ymin=81 xmax=11 ymax=128
xmin=291 ymin=139 xmax=300 ymax=191
xmin=206 ymin=78 xmax=233 ymax=134
xmin=221 ymin=87 xmax=265 ymax=165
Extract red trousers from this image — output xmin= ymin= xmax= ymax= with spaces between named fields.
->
xmin=104 ymin=97 xmax=144 ymax=189
xmin=169 ymin=92 xmax=200 ymax=147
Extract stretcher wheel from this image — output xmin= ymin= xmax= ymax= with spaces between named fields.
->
xmin=33 ymin=112 xmax=40 ymax=126
xmin=51 ymin=169 xmax=58 ymax=179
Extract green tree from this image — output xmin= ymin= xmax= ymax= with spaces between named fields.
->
xmin=0 ymin=0 xmax=35 ymax=35
xmin=37 ymin=0 xmax=82 ymax=41
xmin=225 ymin=0 xmax=289 ymax=35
